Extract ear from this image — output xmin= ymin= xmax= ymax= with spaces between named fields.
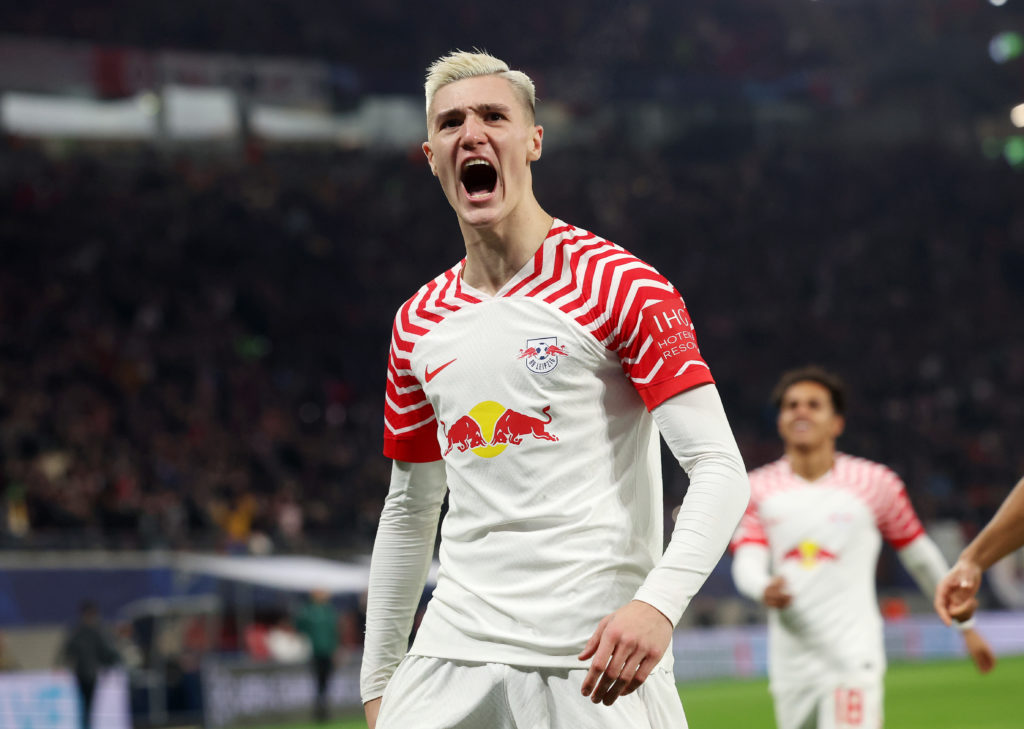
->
xmin=830 ymin=414 xmax=846 ymax=439
xmin=527 ymin=124 xmax=543 ymax=162
xmin=422 ymin=140 xmax=438 ymax=177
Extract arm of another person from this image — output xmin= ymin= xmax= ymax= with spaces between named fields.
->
xmin=578 ymin=383 xmax=750 ymax=705
xmin=360 ymin=459 xmax=447 ymax=728
xmin=897 ymin=534 xmax=996 ymax=673
xmin=730 ymin=477 xmax=792 ymax=610
xmin=732 ymin=543 xmax=792 ymax=609
xmin=935 ymin=476 xmax=1024 ymax=625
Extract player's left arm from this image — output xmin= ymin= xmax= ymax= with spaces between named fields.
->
xmin=875 ymin=467 xmax=994 ymax=669
xmin=579 ymin=383 xmax=750 ymax=705
xmin=936 ymin=476 xmax=1024 ymax=624
xmin=896 ymin=534 xmax=996 ymax=673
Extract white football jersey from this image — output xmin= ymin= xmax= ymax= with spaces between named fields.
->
xmin=383 ymin=219 xmax=714 ymax=666
xmin=731 ymin=454 xmax=925 ymax=689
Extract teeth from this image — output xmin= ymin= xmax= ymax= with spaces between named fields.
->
xmin=464 ymin=159 xmax=492 ymax=169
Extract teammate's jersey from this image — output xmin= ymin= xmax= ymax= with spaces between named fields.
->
xmin=383 ymin=219 xmax=714 ymax=667
xmin=730 ymin=454 xmax=925 ymax=689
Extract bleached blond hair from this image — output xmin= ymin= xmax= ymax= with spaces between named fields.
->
xmin=424 ymin=50 xmax=536 ymax=126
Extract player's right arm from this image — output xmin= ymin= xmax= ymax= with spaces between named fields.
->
xmin=730 ymin=481 xmax=792 ymax=608
xmin=731 ymin=543 xmax=792 ymax=609
xmin=360 ymin=458 xmax=447 ymax=726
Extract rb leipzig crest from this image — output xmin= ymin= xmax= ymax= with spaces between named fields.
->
xmin=517 ymin=337 xmax=569 ymax=374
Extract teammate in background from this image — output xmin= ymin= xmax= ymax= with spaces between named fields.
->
xmin=295 ymin=589 xmax=339 ymax=722
xmin=731 ymin=366 xmax=995 ymax=729
xmin=935 ymin=476 xmax=1024 ymax=625
xmin=360 ymin=50 xmax=751 ymax=729
xmin=58 ymin=600 xmax=121 ymax=729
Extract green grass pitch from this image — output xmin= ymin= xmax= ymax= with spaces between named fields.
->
xmin=243 ymin=654 xmax=1024 ymax=729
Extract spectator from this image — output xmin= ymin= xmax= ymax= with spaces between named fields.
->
xmin=296 ymin=589 xmax=340 ymax=722
xmin=58 ymin=600 xmax=121 ymax=729
xmin=0 ymin=136 xmax=1020 ymax=571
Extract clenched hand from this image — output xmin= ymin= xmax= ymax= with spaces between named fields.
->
xmin=762 ymin=576 xmax=793 ymax=609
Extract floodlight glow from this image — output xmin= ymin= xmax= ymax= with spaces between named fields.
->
xmin=990 ymin=32 xmax=1024 ymax=63
xmin=989 ymin=0 xmax=1008 ymax=7
xmin=1012 ymin=103 xmax=1024 ymax=128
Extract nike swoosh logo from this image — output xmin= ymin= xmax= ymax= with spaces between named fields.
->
xmin=425 ymin=358 xmax=457 ymax=383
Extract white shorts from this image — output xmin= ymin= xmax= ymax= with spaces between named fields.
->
xmin=772 ymin=674 xmax=883 ymax=729
xmin=376 ymin=655 xmax=688 ymax=729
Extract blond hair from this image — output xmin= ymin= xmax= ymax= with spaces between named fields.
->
xmin=424 ymin=50 xmax=536 ymax=125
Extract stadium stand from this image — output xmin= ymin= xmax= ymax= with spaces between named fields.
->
xmin=1 ymin=137 xmax=1022 ymax=554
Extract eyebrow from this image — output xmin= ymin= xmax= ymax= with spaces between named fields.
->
xmin=433 ymin=102 xmax=514 ymax=127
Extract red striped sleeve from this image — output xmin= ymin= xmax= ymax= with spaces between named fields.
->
xmin=868 ymin=466 xmax=925 ymax=548
xmin=844 ymin=456 xmax=925 ymax=548
xmin=383 ymin=331 xmax=441 ymax=462
xmin=730 ymin=505 xmax=769 ymax=552
xmin=382 ymin=271 xmax=469 ymax=463
xmin=730 ymin=465 xmax=772 ymax=551
xmin=608 ymin=263 xmax=714 ymax=409
xmin=519 ymin=225 xmax=714 ymax=410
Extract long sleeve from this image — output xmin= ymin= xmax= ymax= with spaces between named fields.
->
xmin=731 ymin=543 xmax=772 ymax=603
xmin=896 ymin=533 xmax=950 ymax=600
xmin=359 ymin=459 xmax=447 ymax=702
xmin=898 ymin=534 xmax=979 ymax=632
xmin=633 ymin=384 xmax=751 ymax=625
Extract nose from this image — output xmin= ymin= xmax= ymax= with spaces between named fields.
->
xmin=460 ymin=115 xmax=486 ymax=147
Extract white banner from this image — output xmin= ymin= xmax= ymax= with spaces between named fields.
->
xmin=672 ymin=611 xmax=1024 ymax=682
xmin=0 ymin=670 xmax=129 ymax=729
xmin=202 ymin=657 xmax=361 ymax=727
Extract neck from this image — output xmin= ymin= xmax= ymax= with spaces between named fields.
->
xmin=785 ymin=444 xmax=836 ymax=481
xmin=459 ymin=198 xmax=553 ymax=296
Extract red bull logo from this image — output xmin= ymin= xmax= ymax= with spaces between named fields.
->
xmin=783 ymin=540 xmax=837 ymax=569
xmin=440 ymin=401 xmax=558 ymax=458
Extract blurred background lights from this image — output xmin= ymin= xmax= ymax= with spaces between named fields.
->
xmin=981 ymin=136 xmax=1002 ymax=159
xmin=1004 ymin=137 xmax=1024 ymax=167
xmin=1013 ymin=103 xmax=1024 ymax=128
xmin=989 ymin=31 xmax=1024 ymax=63
xmin=989 ymin=0 xmax=1009 ymax=7
xmin=136 ymin=90 xmax=160 ymax=115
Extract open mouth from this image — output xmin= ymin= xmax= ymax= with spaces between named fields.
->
xmin=461 ymin=159 xmax=497 ymax=199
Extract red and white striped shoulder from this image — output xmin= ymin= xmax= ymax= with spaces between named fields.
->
xmin=747 ymin=458 xmax=795 ymax=499
xmin=518 ymin=222 xmax=713 ymax=408
xmin=384 ymin=264 xmax=475 ymax=463
xmin=834 ymin=453 xmax=924 ymax=548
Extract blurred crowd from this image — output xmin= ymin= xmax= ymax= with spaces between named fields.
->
xmin=1 ymin=1 xmax=1016 ymax=110
xmin=1 ymin=132 xmax=1021 ymax=555
xmin=0 ymin=141 xmax=401 ymax=552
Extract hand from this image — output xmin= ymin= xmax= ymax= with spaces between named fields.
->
xmin=578 ymin=600 xmax=673 ymax=706
xmin=762 ymin=576 xmax=792 ymax=609
xmin=962 ymin=628 xmax=997 ymax=674
xmin=364 ymin=697 xmax=382 ymax=729
xmin=934 ymin=559 xmax=982 ymax=626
